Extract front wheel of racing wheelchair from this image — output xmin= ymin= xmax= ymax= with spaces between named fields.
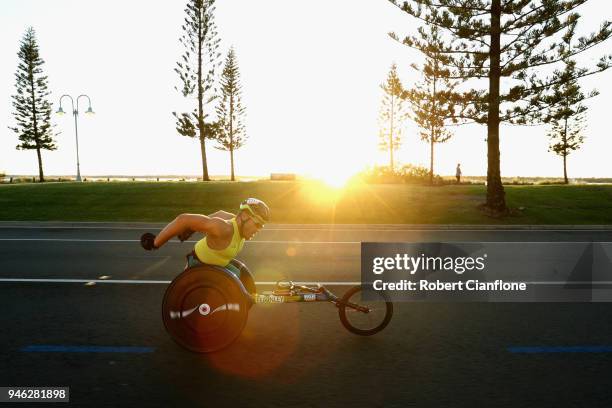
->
xmin=162 ymin=259 xmax=255 ymax=353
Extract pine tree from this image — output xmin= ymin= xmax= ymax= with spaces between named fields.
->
xmin=547 ymin=107 xmax=585 ymax=184
xmin=378 ymin=63 xmax=409 ymax=171
xmin=173 ymin=0 xmax=221 ymax=181
xmin=215 ymin=47 xmax=247 ymax=181
xmin=389 ymin=0 xmax=612 ymax=213
xmin=543 ymin=25 xmax=595 ymax=184
xmin=400 ymin=26 xmax=457 ymax=184
xmin=9 ymin=27 xmax=57 ymax=182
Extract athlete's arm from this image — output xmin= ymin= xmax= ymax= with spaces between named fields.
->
xmin=153 ymin=213 xmax=230 ymax=248
xmin=208 ymin=210 xmax=235 ymax=220
xmin=177 ymin=211 xmax=235 ymax=242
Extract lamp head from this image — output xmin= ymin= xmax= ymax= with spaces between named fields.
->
xmin=85 ymin=106 xmax=95 ymax=115
xmin=56 ymin=106 xmax=65 ymax=115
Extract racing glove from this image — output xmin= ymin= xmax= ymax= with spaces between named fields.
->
xmin=140 ymin=232 xmax=158 ymax=250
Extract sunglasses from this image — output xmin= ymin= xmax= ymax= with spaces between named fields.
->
xmin=247 ymin=215 xmax=264 ymax=229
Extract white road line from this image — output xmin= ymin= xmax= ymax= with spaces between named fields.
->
xmin=523 ymin=281 xmax=612 ymax=284
xmin=0 ymin=226 xmax=154 ymax=230
xmin=0 ymin=278 xmax=171 ymax=284
xmin=1 ymin=239 xmax=611 ymax=244
xmin=255 ymin=282 xmax=360 ymax=285
xmin=0 ymin=238 xmax=359 ymax=244
xmin=1 ymin=278 xmax=610 ymax=286
xmin=0 ymin=239 xmax=135 ymax=242
xmin=0 ymin=278 xmax=360 ymax=285
xmin=0 ymin=226 xmax=610 ymax=232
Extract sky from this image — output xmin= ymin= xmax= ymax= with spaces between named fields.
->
xmin=1 ymin=0 xmax=611 ymax=179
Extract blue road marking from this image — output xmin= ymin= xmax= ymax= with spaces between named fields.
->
xmin=508 ymin=346 xmax=612 ymax=353
xmin=21 ymin=345 xmax=155 ymax=353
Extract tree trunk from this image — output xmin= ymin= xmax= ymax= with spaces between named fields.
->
xmin=485 ymin=0 xmax=506 ymax=212
xmin=29 ymin=66 xmax=44 ymax=182
xmin=199 ymin=136 xmax=208 ymax=181
xmin=429 ymin=131 xmax=434 ymax=185
xmin=230 ymin=93 xmax=235 ymax=181
xmin=36 ymin=148 xmax=44 ymax=182
xmin=230 ymin=148 xmax=235 ymax=182
xmin=389 ymin=134 xmax=394 ymax=171
xmin=430 ymin=76 xmax=437 ymax=185
xmin=563 ymin=118 xmax=568 ymax=184
xmin=389 ymin=95 xmax=394 ymax=171
xmin=197 ymin=8 xmax=209 ymax=181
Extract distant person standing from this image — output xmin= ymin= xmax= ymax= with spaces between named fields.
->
xmin=456 ymin=163 xmax=462 ymax=184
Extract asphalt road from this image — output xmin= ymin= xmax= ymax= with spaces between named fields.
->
xmin=2 ymin=223 xmax=612 ymax=407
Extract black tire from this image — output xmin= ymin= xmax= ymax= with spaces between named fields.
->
xmin=162 ymin=265 xmax=250 ymax=353
xmin=338 ymin=285 xmax=393 ymax=336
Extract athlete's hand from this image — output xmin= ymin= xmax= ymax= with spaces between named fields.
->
xmin=140 ymin=233 xmax=158 ymax=250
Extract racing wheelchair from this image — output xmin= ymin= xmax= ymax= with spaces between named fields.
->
xmin=162 ymin=254 xmax=393 ymax=353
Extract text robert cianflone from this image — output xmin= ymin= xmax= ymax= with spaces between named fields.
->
xmin=372 ymin=253 xmax=487 ymax=275
xmin=372 ymin=279 xmax=527 ymax=291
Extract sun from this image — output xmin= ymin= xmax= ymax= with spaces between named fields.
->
xmin=321 ymin=172 xmax=353 ymax=188
xmin=299 ymin=170 xmax=358 ymax=206
xmin=311 ymin=167 xmax=357 ymax=189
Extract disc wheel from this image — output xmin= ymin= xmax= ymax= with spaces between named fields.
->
xmin=338 ymin=286 xmax=393 ymax=336
xmin=162 ymin=266 xmax=250 ymax=353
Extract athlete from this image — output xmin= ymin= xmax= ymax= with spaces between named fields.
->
xmin=140 ymin=198 xmax=270 ymax=277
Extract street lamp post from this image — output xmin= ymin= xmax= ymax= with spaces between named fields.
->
xmin=56 ymin=94 xmax=94 ymax=182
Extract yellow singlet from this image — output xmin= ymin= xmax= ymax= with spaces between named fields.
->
xmin=193 ymin=217 xmax=245 ymax=267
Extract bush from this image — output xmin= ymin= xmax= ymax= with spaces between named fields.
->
xmin=536 ymin=180 xmax=568 ymax=185
xmin=506 ymin=177 xmax=534 ymax=185
xmin=356 ymin=164 xmax=445 ymax=185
